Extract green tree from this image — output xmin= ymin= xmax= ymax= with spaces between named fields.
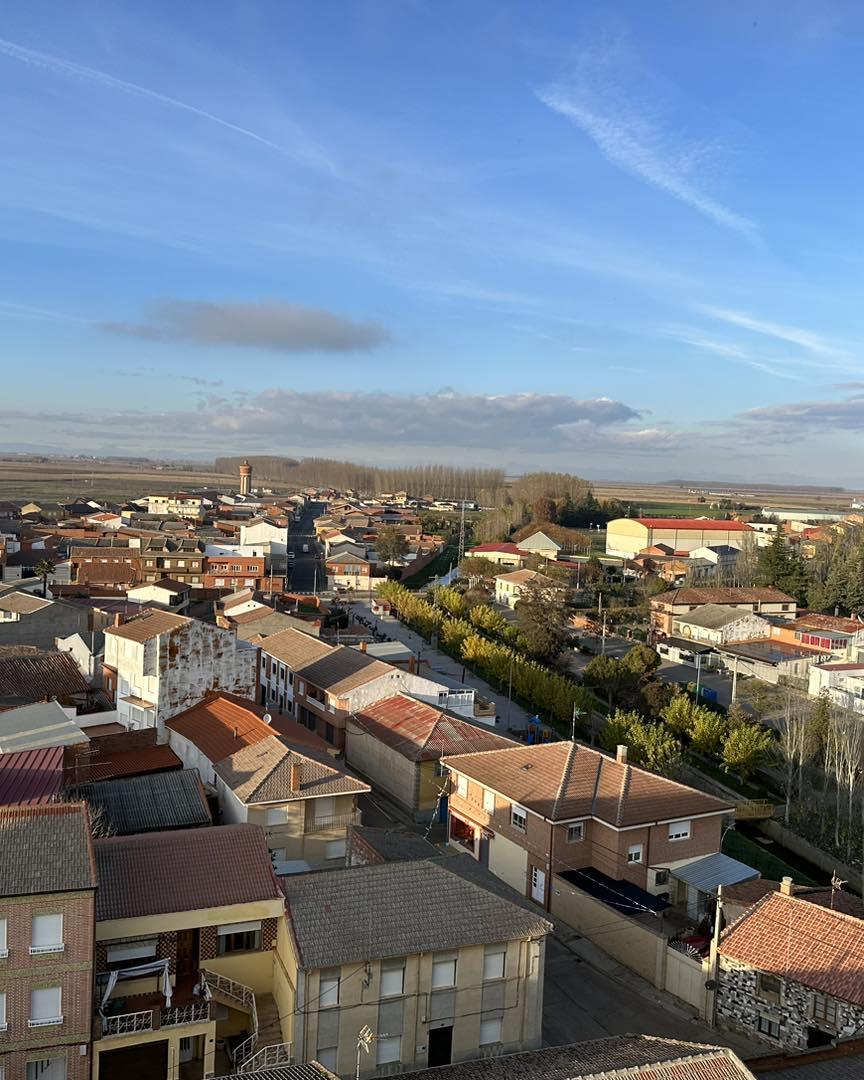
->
xmin=690 ymin=710 xmax=730 ymax=756
xmin=375 ymin=525 xmax=409 ymax=565
xmin=661 ymin=694 xmax=701 ymax=736
xmin=582 ymin=655 xmax=633 ymax=710
xmin=621 ymin=643 xmax=661 ymax=679
xmin=433 ymin=585 xmax=468 ymax=618
xmin=757 ymin=526 xmax=790 ymax=589
xmin=721 ymin=723 xmax=775 ymax=780
xmin=34 ymin=558 xmax=56 ymax=599
xmin=599 ymin=709 xmax=644 ymax=754
xmin=469 ymin=603 xmax=509 ymax=637
xmin=514 ymin=579 xmax=571 ymax=663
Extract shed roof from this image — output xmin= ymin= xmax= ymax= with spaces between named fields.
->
xmin=0 ymin=745 xmax=65 ymax=806
xmin=0 ymin=700 xmax=87 ymax=753
xmin=105 ymin=610 xmax=190 ymax=642
xmin=72 ymin=770 xmax=211 ymax=834
xmin=671 ymin=852 xmax=759 ymax=893
xmin=0 ymin=652 xmax=92 ymax=705
xmin=676 ymin=604 xmax=766 ymax=630
xmin=94 ymin=823 xmax=281 ymax=921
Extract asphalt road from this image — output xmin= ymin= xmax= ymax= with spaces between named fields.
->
xmin=286 ymin=501 xmax=325 ymax=594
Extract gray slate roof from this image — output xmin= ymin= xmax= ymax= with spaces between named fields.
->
xmin=676 ymin=603 xmax=762 ymax=630
xmin=395 ymin=1036 xmax=756 ymax=1080
xmin=281 ymin=854 xmax=552 ymax=969
xmin=72 ymin=770 xmax=211 ymax=835
xmin=0 ymin=803 xmax=96 ymax=897
xmin=219 ymin=1065 xmax=338 ymax=1080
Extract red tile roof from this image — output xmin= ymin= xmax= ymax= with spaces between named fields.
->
xmin=166 ymin=693 xmax=272 ymax=762
xmin=720 ymin=891 xmax=864 ymax=1006
xmin=350 ymin=694 xmax=515 ymax=762
xmin=445 ymin=741 xmax=733 ymax=826
xmin=0 ymin=745 xmax=64 ymax=806
xmin=88 ymin=743 xmax=182 ymax=782
xmin=792 ymin=613 xmax=864 ymax=634
xmin=635 ymin=519 xmax=753 ymax=531
xmin=94 ymin=824 xmax=282 ymax=920
xmin=468 ymin=543 xmax=530 ymax=555
xmin=654 ymin=587 xmax=796 ymax=606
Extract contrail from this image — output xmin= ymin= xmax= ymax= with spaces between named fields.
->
xmin=0 ymin=36 xmax=327 ymax=167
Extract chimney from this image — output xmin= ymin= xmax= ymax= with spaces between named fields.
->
xmin=114 ymin=612 xmax=124 ymax=627
xmin=358 ymin=641 xmax=367 ymax=652
xmin=290 ymin=761 xmax=302 ymax=792
xmin=616 ymin=744 xmax=628 ymax=764
xmin=780 ymin=876 xmax=794 ymax=896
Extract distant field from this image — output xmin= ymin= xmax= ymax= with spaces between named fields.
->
xmin=0 ymin=458 xmax=230 ymax=504
xmin=610 ymin=500 xmax=730 ymax=519
xmin=593 ymin=481 xmax=853 ymax=514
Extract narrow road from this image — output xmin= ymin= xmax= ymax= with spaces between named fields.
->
xmin=286 ymin=501 xmax=325 ymax=594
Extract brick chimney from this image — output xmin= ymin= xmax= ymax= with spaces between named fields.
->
xmin=290 ymin=761 xmax=302 ymax=792
xmin=780 ymin=876 xmax=794 ymax=895
xmin=114 ymin=612 xmax=124 ymax=627
xmin=358 ymin=641 xmax=367 ymax=652
xmin=616 ymin=744 xmax=628 ymax=764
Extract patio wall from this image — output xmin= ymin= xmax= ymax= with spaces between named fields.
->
xmin=550 ymin=873 xmax=709 ymax=1016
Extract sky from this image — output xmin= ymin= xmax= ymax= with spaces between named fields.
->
xmin=2 ymin=0 xmax=864 ymax=483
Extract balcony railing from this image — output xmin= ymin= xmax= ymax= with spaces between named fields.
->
xmin=100 ymin=1001 xmax=210 ymax=1039
xmin=303 ymin=811 xmax=361 ymax=834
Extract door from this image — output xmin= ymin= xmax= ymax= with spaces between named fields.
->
xmin=179 ymin=1036 xmax=197 ymax=1063
xmin=531 ymin=866 xmax=546 ymax=904
xmin=176 ymin=928 xmax=199 ymax=979
xmin=438 ymin=795 xmax=448 ymax=823
xmin=427 ymin=1026 xmax=453 ymax=1068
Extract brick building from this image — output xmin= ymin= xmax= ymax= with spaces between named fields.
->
xmin=0 ymin=803 xmax=98 ymax=1080
xmin=202 ymin=555 xmax=266 ymax=591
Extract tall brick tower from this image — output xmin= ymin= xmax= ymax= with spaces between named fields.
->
xmin=239 ymin=459 xmax=252 ymax=495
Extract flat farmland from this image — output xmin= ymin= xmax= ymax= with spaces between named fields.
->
xmin=592 ymin=480 xmax=853 ymax=515
xmin=0 ymin=457 xmax=230 ymax=504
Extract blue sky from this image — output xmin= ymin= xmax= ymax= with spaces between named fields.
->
xmin=2 ymin=1 xmax=863 ymax=482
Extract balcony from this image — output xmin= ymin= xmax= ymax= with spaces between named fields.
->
xmin=303 ymin=811 xmax=361 ymax=834
xmin=100 ymin=1001 xmax=210 ymax=1039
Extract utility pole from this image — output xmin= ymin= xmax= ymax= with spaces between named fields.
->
xmin=570 ymin=704 xmax=584 ymax=742
xmin=458 ymin=500 xmax=466 ymax=563
xmin=695 ymin=652 xmax=703 ymax=699
xmin=731 ymin=655 xmax=739 ymax=703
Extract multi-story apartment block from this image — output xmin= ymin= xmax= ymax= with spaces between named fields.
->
xmin=166 ymin=693 xmax=369 ymax=871
xmin=717 ymin=882 xmax=864 ymax=1050
xmin=259 ymin=628 xmax=478 ymax=749
xmin=143 ymin=494 xmax=207 ymax=519
xmin=444 ymin=741 xmax=733 ymax=912
xmin=202 ymin=555 xmax=266 ymax=592
xmin=0 ymin=803 xmax=98 ymax=1080
xmin=281 ymin=856 xmax=552 ymax=1075
xmin=92 ymin=824 xmax=288 ymax=1080
xmin=138 ymin=540 xmax=206 ymax=588
xmin=103 ymin=611 xmax=257 ymax=731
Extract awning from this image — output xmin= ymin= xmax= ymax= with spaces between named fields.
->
xmin=671 ymin=852 xmax=759 ymax=894
xmin=100 ymin=958 xmax=172 ymax=1009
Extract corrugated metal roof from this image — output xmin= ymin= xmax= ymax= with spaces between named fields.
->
xmin=672 ymin=852 xmax=759 ymax=892
xmin=72 ymin=770 xmax=211 ymax=834
xmin=88 ymin=743 xmax=182 ymax=781
xmin=0 ymin=745 xmax=65 ymax=806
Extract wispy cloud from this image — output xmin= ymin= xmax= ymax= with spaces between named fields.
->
xmin=740 ymin=393 xmax=864 ymax=433
xmin=699 ymin=306 xmax=840 ymax=356
xmin=668 ymin=332 xmax=808 ymax=382
xmin=536 ymin=42 xmax=758 ymax=240
xmin=100 ymin=300 xmax=390 ymax=353
xmin=0 ymin=36 xmax=336 ymax=174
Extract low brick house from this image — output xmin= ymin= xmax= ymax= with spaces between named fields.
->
xmin=444 ymin=741 xmax=733 ymax=909
xmin=0 ymin=802 xmax=98 ymax=1080
xmin=717 ymin=883 xmax=864 ymax=1050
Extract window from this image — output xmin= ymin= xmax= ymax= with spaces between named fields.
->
xmin=456 ymin=774 xmax=468 ymax=798
xmin=31 ymin=913 xmax=63 ymax=954
xmin=654 ymin=869 xmax=669 ymax=887
xmin=482 ymin=788 xmax=495 ymax=813
xmin=811 ymin=993 xmax=839 ymax=1027
xmin=325 ymin=839 xmax=346 ymax=860
xmin=511 ymin=804 xmax=527 ymax=831
xmin=479 ymin=1016 xmax=503 ymax=1045
xmin=757 ymin=972 xmax=783 ymax=1003
xmin=30 ymin=986 xmax=62 ymax=1026
xmin=320 ymin=969 xmax=340 ymax=1007
xmin=325 ymin=722 xmax=335 ymax=745
xmin=627 ymin=844 xmax=643 ymax=864
xmin=381 ymin=960 xmax=405 ymax=997
xmin=431 ymin=954 xmax=457 ymax=989
xmin=316 ymin=1047 xmax=337 ymax=1072
xmin=217 ymin=920 xmax=262 ymax=954
xmin=376 ymin=1035 xmax=401 ymax=1064
xmin=265 ymin=807 xmax=289 ymax=825
xmin=279 ymin=664 xmax=287 ymax=683
xmin=26 ymin=1060 xmax=67 ymax=1080
xmin=567 ymin=823 xmax=584 ymax=843
xmin=107 ymin=940 xmax=157 ymax=970
xmin=757 ymin=1014 xmax=781 ymax=1039
xmin=668 ymin=820 xmax=691 ymax=842
xmin=0 ymin=990 xmax=6 ymax=1031
xmin=483 ymin=945 xmax=505 ymax=981
xmin=0 ymin=916 xmax=6 ymax=957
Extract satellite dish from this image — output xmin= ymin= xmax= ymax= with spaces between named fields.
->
xmin=704 ymin=979 xmax=718 ymax=991
xmin=263 ymin=712 xmax=273 ymax=726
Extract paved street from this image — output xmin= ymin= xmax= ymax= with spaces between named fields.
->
xmin=543 ymin=933 xmax=764 ymax=1059
xmin=286 ymin=501 xmax=325 ymax=594
xmin=353 ymin=599 xmax=537 ymax=732
xmin=656 ymin=661 xmax=734 ymax=706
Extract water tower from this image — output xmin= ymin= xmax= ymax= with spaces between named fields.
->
xmin=239 ymin=459 xmax=252 ymax=495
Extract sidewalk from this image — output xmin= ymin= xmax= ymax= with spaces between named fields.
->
xmin=354 ymin=599 xmax=536 ymax=732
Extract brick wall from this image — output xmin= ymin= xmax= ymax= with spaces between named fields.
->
xmin=199 ymin=927 xmax=218 ymax=962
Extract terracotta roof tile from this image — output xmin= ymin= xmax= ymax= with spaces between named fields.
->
xmin=87 ymin=743 xmax=182 ymax=781
xmin=260 ymin=626 xmax=333 ymax=669
xmin=720 ymin=891 xmax=864 ymax=1006
xmin=215 ymin=737 xmax=369 ymax=804
xmin=0 ymin=651 xmax=92 ymax=702
xmin=94 ymin=823 xmax=282 ymax=920
xmin=351 ymin=694 xmax=514 ymax=762
xmin=445 ymin=742 xmax=732 ymax=826
xmin=654 ymin=587 xmax=796 ymax=606
xmin=635 ymin=518 xmax=753 ymax=531
xmin=166 ymin=692 xmax=272 ymax=762
xmin=105 ymin=609 xmax=190 ymax=642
